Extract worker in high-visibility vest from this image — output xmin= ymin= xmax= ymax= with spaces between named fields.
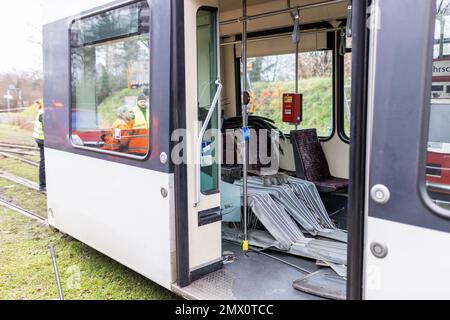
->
xmin=132 ymin=93 xmax=149 ymax=130
xmin=33 ymin=101 xmax=46 ymax=192
xmin=103 ymin=106 xmax=135 ymax=152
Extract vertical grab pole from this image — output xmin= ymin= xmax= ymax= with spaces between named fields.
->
xmin=242 ymin=0 xmax=249 ymax=252
xmin=295 ymin=37 xmax=299 ymax=131
xmin=293 ymin=9 xmax=300 ymax=131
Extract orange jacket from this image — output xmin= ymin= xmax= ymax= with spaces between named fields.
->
xmin=103 ymin=119 xmax=135 ymax=152
xmin=127 ymin=128 xmax=149 ymax=156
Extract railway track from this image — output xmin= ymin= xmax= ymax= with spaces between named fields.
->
xmin=0 ymin=170 xmax=44 ymax=193
xmin=0 ymin=142 xmax=39 ymax=151
xmin=0 ymin=148 xmax=38 ymax=157
xmin=0 ymin=142 xmax=40 ymax=166
xmin=0 ymin=152 xmax=39 ymax=167
xmin=0 ymin=167 xmax=47 ymax=224
xmin=0 ymin=197 xmax=47 ymax=225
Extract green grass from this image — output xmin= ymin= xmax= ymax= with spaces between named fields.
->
xmin=0 ymin=207 xmax=177 ymax=300
xmin=0 ymin=153 xmax=46 ymax=217
xmin=0 ymin=128 xmax=177 ymax=300
xmin=20 ymin=105 xmax=39 ymax=120
xmin=0 ymin=158 xmax=38 ymax=183
xmin=98 ymin=88 xmax=141 ymax=126
xmin=0 ymin=123 xmax=36 ymax=146
xmin=0 ymin=179 xmax=48 ymax=219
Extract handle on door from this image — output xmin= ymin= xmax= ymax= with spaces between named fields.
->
xmin=370 ymin=184 xmax=391 ymax=205
xmin=194 ymin=80 xmax=223 ymax=207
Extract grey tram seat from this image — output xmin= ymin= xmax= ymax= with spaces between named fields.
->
xmin=290 ymin=129 xmax=348 ymax=194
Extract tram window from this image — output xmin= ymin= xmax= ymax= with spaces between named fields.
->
xmin=424 ymin=0 xmax=450 ymax=212
xmin=434 ymin=9 xmax=450 ymax=59
xmin=249 ymin=50 xmax=334 ymax=138
xmin=70 ymin=1 xmax=150 ymax=158
xmin=197 ymin=8 xmax=219 ymax=194
xmin=343 ymin=52 xmax=352 ymax=139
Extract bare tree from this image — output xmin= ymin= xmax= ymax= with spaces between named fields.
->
xmin=438 ymin=0 xmax=450 ymax=14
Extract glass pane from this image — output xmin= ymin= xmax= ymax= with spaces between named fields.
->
xmin=70 ymin=1 xmax=150 ymax=157
xmin=344 ymin=52 xmax=352 ymax=138
xmin=71 ymin=4 xmax=140 ymax=46
xmin=249 ymin=51 xmax=334 ymax=137
xmin=426 ymin=0 xmax=450 ymax=210
xmin=197 ymin=9 xmax=219 ymax=194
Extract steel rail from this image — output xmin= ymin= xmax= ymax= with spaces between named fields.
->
xmin=220 ymin=26 xmax=345 ymax=46
xmin=0 ymin=170 xmax=43 ymax=193
xmin=0 ymin=148 xmax=38 ymax=157
xmin=0 ymin=142 xmax=39 ymax=151
xmin=220 ymin=0 xmax=347 ymax=25
xmin=0 ymin=152 xmax=39 ymax=167
xmin=0 ymin=197 xmax=47 ymax=225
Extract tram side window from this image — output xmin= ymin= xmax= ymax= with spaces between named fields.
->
xmin=197 ymin=8 xmax=219 ymax=194
xmin=425 ymin=0 xmax=450 ymax=211
xmin=70 ymin=1 xmax=150 ymax=157
xmin=249 ymin=50 xmax=334 ymax=138
xmin=343 ymin=52 xmax=352 ymax=139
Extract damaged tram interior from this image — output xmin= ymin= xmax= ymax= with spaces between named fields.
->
xmin=180 ymin=0 xmax=353 ymax=300
xmin=43 ymin=0 xmax=356 ymax=301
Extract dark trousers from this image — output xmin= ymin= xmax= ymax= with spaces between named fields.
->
xmin=36 ymin=139 xmax=46 ymax=189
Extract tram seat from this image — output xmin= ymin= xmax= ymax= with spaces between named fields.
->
xmin=291 ymin=129 xmax=348 ymax=194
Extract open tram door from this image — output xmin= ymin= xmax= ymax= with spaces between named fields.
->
xmin=176 ymin=0 xmax=224 ymax=287
xmin=175 ymin=0 xmax=353 ymax=299
xmin=175 ymin=0 xmax=450 ymax=300
xmin=354 ymin=0 xmax=450 ymax=299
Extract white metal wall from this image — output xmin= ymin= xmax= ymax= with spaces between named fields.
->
xmin=46 ymin=149 xmax=177 ymax=289
xmin=184 ymin=0 xmax=223 ymax=272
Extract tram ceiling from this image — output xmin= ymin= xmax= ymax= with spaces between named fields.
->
xmin=219 ymin=0 xmax=348 ymax=37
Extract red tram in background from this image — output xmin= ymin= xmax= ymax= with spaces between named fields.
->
xmin=428 ymin=58 xmax=450 ymax=203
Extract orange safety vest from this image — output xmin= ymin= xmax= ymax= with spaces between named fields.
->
xmin=102 ymin=119 xmax=134 ymax=152
xmin=127 ymin=128 xmax=150 ymax=155
xmin=132 ymin=106 xmax=149 ymax=130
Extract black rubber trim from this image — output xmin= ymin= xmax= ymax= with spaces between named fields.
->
xmin=190 ymin=260 xmax=224 ymax=283
xmin=234 ymin=50 xmax=242 ymax=117
xmin=171 ymin=0 xmax=190 ymax=288
xmin=198 ymin=207 xmax=222 ymax=227
xmin=347 ymin=0 xmax=370 ymax=301
xmin=337 ymin=31 xmax=352 ymax=144
xmin=323 ymin=31 xmax=337 ymax=143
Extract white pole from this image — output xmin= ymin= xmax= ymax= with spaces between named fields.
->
xmin=242 ymin=0 xmax=249 ymax=251
xmin=6 ymin=90 xmax=10 ymax=114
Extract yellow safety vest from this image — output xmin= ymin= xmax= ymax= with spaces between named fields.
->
xmin=132 ymin=106 xmax=149 ymax=130
xmin=33 ymin=108 xmax=45 ymax=141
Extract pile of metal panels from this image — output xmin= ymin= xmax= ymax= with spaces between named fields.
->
xmin=234 ymin=176 xmax=347 ymax=242
xmin=225 ymin=176 xmax=348 ymax=266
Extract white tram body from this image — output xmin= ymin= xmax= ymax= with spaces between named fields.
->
xmin=42 ymin=0 xmax=450 ymax=300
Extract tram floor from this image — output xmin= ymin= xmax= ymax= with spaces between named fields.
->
xmin=173 ymin=241 xmax=329 ymax=300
